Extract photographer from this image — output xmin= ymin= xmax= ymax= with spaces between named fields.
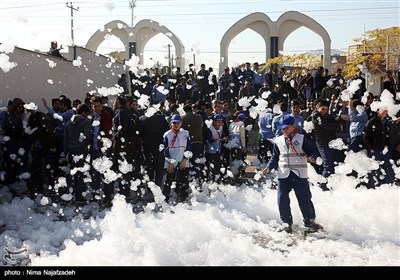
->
xmin=47 ymin=41 xmax=65 ymax=59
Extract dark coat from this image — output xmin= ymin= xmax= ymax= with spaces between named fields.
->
xmin=311 ymin=111 xmax=339 ymax=146
xmin=112 ymin=107 xmax=140 ymax=156
xmin=64 ymin=115 xmax=92 ymax=155
xmin=28 ymin=111 xmax=57 ymax=151
xmin=364 ymin=116 xmax=388 ymax=151
xmin=388 ymin=120 xmax=400 ymax=150
xmin=139 ymin=111 xmax=170 ymax=152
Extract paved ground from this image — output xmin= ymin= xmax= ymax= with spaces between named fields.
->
xmin=243 ymin=154 xmax=260 ymax=179
xmin=244 ymin=128 xmax=261 ymax=178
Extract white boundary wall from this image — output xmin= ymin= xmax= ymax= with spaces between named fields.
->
xmin=1 ymin=45 xmax=129 ymax=111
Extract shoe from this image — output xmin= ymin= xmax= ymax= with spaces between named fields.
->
xmin=318 ymin=183 xmax=330 ymax=191
xmin=279 ymin=223 xmax=292 ymax=233
xmin=304 ymin=221 xmax=323 ymax=231
xmin=101 ymin=200 xmax=113 ymax=209
xmin=283 ymin=226 xmax=292 ymax=233
xmin=239 ymin=166 xmax=246 ymax=176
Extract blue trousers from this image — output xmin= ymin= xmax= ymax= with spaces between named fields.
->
xmin=163 ymin=167 xmax=189 ymax=203
xmin=91 ymin=149 xmax=113 ymax=203
xmin=190 ymin=143 xmax=205 ymax=181
xmin=67 ymin=153 xmax=89 ymax=202
xmin=317 ymin=145 xmax=334 ymax=177
xmin=367 ymin=150 xmax=395 ymax=188
xmin=205 ymin=152 xmax=222 ymax=182
xmin=30 ymin=148 xmax=56 ymax=193
xmin=144 ymin=150 xmax=165 ymax=188
xmin=349 ymin=135 xmax=365 ymax=153
xmin=277 ymin=171 xmax=316 ymax=226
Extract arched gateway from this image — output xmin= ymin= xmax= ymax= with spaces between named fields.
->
xmin=219 ymin=11 xmax=331 ymax=75
xmin=85 ymin=19 xmax=185 ymax=69
xmin=85 ymin=12 xmax=330 ymax=74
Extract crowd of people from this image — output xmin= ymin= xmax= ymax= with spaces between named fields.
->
xmin=0 ymin=62 xmax=399 ymax=212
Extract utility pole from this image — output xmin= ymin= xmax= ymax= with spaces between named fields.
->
xmin=386 ymin=34 xmax=400 ymax=70
xmin=167 ymin=44 xmax=171 ymax=68
xmin=129 ymin=0 xmax=137 ymax=27
xmin=66 ymin=2 xmax=79 ymax=45
xmin=386 ymin=34 xmax=400 ymax=93
xmin=191 ymin=48 xmax=196 ymax=66
xmin=386 ymin=35 xmax=390 ymax=71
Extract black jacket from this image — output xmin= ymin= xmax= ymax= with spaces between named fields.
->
xmin=139 ymin=112 xmax=170 ymax=152
xmin=364 ymin=116 xmax=388 ymax=151
xmin=64 ymin=115 xmax=92 ymax=155
xmin=388 ymin=120 xmax=400 ymax=150
xmin=112 ymin=107 xmax=140 ymax=155
xmin=311 ymin=111 xmax=339 ymax=146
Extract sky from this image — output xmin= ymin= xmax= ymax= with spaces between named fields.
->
xmin=1 ymin=0 xmax=399 ymax=70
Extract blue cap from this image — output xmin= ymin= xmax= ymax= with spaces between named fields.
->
xmin=170 ymin=114 xmax=182 ymax=123
xmin=280 ymin=115 xmax=295 ymax=129
xmin=213 ymin=114 xmax=224 ymax=121
xmin=237 ymin=113 xmax=247 ymax=121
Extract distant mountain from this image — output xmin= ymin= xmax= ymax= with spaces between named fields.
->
xmin=306 ymin=49 xmax=346 ymax=56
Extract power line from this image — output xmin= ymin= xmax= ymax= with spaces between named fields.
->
xmin=2 ymin=9 xmax=398 ymax=20
xmin=1 ymin=2 xmax=397 ymax=13
xmin=139 ymin=15 xmax=400 ymax=23
xmin=134 ymin=7 xmax=399 ymax=17
xmin=0 ymin=3 xmax=61 ymax=9
xmin=85 ymin=6 xmax=394 ymax=17
xmin=2 ymin=2 xmax=398 ymax=24
xmin=4 ymin=15 xmax=397 ymax=25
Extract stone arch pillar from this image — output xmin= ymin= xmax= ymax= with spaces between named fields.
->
xmin=86 ymin=20 xmax=131 ymax=56
xmin=219 ymin=12 xmax=272 ymax=75
xmin=85 ymin=19 xmax=185 ymax=70
xmin=219 ymin=11 xmax=331 ymax=75
xmin=130 ymin=19 xmax=185 ymax=70
xmin=275 ymin=11 xmax=331 ymax=71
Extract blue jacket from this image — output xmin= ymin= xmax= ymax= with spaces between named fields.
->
xmin=349 ymin=109 xmax=368 ymax=139
xmin=258 ymin=110 xmax=275 ymax=139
